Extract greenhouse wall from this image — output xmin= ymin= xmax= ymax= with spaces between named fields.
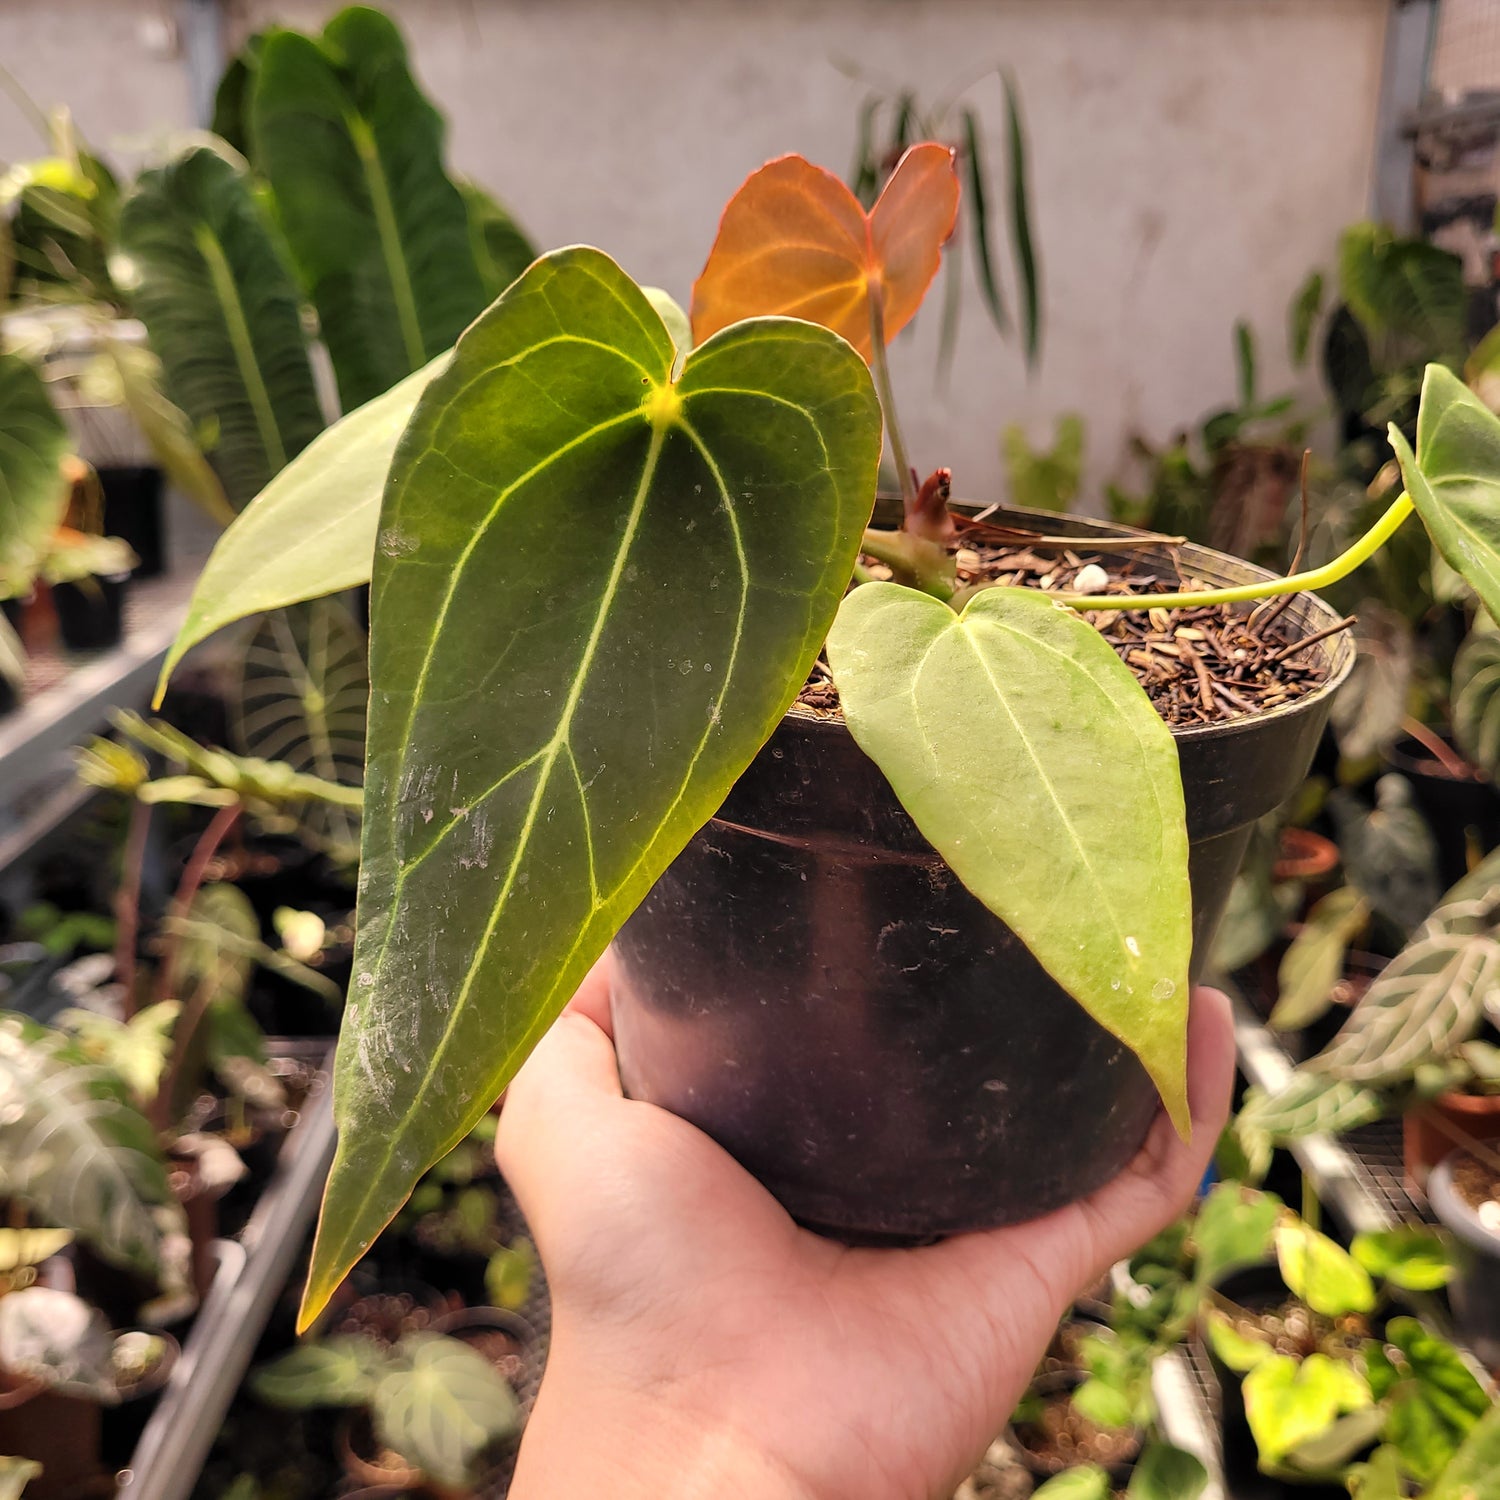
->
xmin=0 ymin=0 xmax=1389 ymax=500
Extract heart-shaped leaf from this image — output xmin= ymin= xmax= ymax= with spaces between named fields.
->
xmin=119 ymin=145 xmax=325 ymax=510
xmin=1191 ymin=1181 xmax=1280 ymax=1287
xmin=1270 ymin=886 xmax=1371 ymax=1033
xmin=1243 ymin=1353 xmax=1373 ymax=1467
xmin=250 ymin=1334 xmax=390 ymax=1407
xmin=1275 ymin=1220 xmax=1375 ymax=1318
xmin=155 ymin=356 xmax=440 ymax=701
xmin=1391 ymin=365 xmax=1500 ymax=624
xmin=1351 ymin=1228 xmax=1454 ymax=1292
xmin=301 ymin=247 xmax=881 ymax=1324
xmin=373 ymin=1334 xmax=519 ymax=1487
xmin=1126 ymin=1442 xmax=1208 ymax=1500
xmin=691 ymin=143 xmax=959 ymax=360
xmin=250 ymin=6 xmax=487 ymax=409
xmin=825 ymin=582 xmax=1192 ymax=1130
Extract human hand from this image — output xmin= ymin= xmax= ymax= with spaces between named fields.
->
xmin=497 ymin=955 xmax=1235 ymax=1500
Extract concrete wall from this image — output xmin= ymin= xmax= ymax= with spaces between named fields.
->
xmin=0 ymin=0 xmax=1391 ymax=505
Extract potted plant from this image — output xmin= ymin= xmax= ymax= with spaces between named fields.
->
xmin=157 ymin=139 xmax=1500 ymax=1326
xmin=249 ymin=1327 xmax=522 ymax=1494
xmin=1238 ymin=846 xmax=1500 ymax=1190
xmin=1427 ymin=1145 xmax=1500 ymax=1369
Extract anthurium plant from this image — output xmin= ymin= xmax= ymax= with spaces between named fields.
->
xmin=158 ymin=142 xmax=1500 ymax=1325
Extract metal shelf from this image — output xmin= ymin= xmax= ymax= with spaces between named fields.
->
xmin=117 ymin=1055 xmax=336 ymax=1500
xmin=0 ymin=560 xmax=206 ymax=800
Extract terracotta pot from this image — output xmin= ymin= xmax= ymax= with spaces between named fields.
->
xmin=0 ymin=1371 xmax=107 ymax=1500
xmin=338 ymin=1413 xmax=426 ymax=1492
xmin=1404 ymin=1092 xmax=1500 ymax=1196
xmin=1274 ymin=827 xmax=1341 ymax=883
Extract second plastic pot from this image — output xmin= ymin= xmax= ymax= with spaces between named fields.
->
xmin=612 ymin=512 xmax=1355 ymax=1240
xmin=1427 ymin=1151 xmax=1500 ymax=1369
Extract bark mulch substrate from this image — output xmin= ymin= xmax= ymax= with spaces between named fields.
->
xmin=798 ymin=539 xmax=1345 ymax=725
xmin=1012 ymin=1390 xmax=1143 ymax=1472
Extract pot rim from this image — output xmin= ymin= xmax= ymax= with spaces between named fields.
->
xmin=1429 ymin=1151 xmax=1500 ymax=1253
xmin=809 ymin=504 xmax=1356 ymax=744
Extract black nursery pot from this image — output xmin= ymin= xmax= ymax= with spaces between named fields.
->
xmin=100 ymin=464 xmax=166 ymax=578
xmin=53 ymin=573 xmax=128 ymax=651
xmin=1383 ymin=735 xmax=1500 ymax=889
xmin=612 ymin=510 xmax=1356 ymax=1241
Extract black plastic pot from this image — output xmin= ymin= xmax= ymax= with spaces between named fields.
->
xmin=99 ymin=465 xmax=165 ymax=579
xmin=1382 ymin=735 xmax=1500 ymax=890
xmin=53 ymin=573 xmax=128 ymax=652
xmin=1428 ymin=1152 xmax=1500 ymax=1369
xmin=612 ymin=510 xmax=1356 ymax=1241
xmin=1207 ymin=1264 xmax=1291 ymax=1496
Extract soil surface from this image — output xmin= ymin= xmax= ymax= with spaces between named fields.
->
xmin=1219 ymin=1297 xmax=1369 ymax=1361
xmin=1012 ymin=1391 xmax=1143 ymax=1472
xmin=799 ymin=536 xmax=1341 ymax=727
xmin=1452 ymin=1151 xmax=1500 ymax=1217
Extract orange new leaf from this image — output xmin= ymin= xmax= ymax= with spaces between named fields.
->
xmin=691 ymin=143 xmax=960 ymax=360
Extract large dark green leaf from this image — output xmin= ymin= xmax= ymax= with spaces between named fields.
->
xmin=459 ymin=179 xmax=536 ymax=301
xmin=1430 ymin=1403 xmax=1500 ymax=1500
xmin=250 ymin=6 xmax=486 ymax=409
xmin=119 ymin=146 xmax=324 ymax=509
xmin=301 ymin=246 xmax=881 ymax=1323
xmin=0 ymin=350 xmax=69 ymax=576
xmin=1392 ymin=365 xmax=1500 ymax=624
xmin=156 ymin=357 xmax=440 ymax=701
xmin=1339 ymin=225 xmax=1465 ymax=366
xmin=825 ymin=583 xmax=1192 ymax=1129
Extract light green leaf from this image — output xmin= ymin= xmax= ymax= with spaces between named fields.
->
xmin=1270 ymin=886 xmax=1370 ymax=1033
xmin=1126 ymin=1443 xmax=1207 ymax=1500
xmin=156 ymin=356 xmax=439 ymax=702
xmin=1234 ymin=1071 xmax=1385 ymax=1143
xmin=825 ymin=583 xmax=1192 ymax=1130
xmin=118 ymin=146 xmax=324 ymax=510
xmin=1430 ymin=1403 xmax=1500 ymax=1500
xmin=1205 ymin=1311 xmax=1275 ymax=1374
xmin=1284 ymin=1405 xmax=1389 ymax=1476
xmin=1030 ymin=1468 xmax=1112 ymax=1500
xmin=1071 ymin=1376 xmax=1136 ymax=1430
xmin=1191 ymin=1182 xmax=1280 ymax=1287
xmin=1002 ymin=413 xmax=1084 ymax=513
xmin=1275 ymin=1220 xmax=1376 ymax=1317
xmin=1308 ymin=924 xmax=1500 ymax=1087
xmin=1392 ymin=365 xmax=1500 ymax=625
xmin=485 ymin=1239 xmax=535 ymax=1312
xmin=0 ymin=1013 xmax=173 ymax=1274
xmin=1349 ymin=1446 xmax=1406 ymax=1500
xmin=56 ymin=1001 xmax=180 ymax=1103
xmin=0 ymin=350 xmax=69 ymax=576
xmin=0 ymin=1228 xmax=73 ymax=1272
xmin=1350 ymin=1228 xmax=1454 ymax=1291
xmin=250 ymin=1334 xmax=389 ymax=1408
xmin=0 ymin=1457 xmax=41 ymax=1500
xmin=1243 ymin=1353 xmax=1373 ymax=1467
xmin=643 ymin=286 xmax=692 ymax=371
xmin=301 ymin=247 xmax=881 ymax=1324
xmin=373 ymin=1334 xmax=519 ymax=1487
xmin=251 ymin=6 xmax=486 ymax=409
xmin=1453 ymin=629 xmax=1500 ymax=781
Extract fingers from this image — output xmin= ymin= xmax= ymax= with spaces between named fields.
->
xmin=563 ymin=948 xmax=616 ymax=1038
xmin=495 ymin=1007 xmax=624 ymax=1226
xmin=1033 ymin=983 xmax=1238 ymax=1289
xmin=905 ymin=985 xmax=1237 ymax=1331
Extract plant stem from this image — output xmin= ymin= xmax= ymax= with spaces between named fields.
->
xmin=113 ymin=798 xmax=152 ymax=1019
xmin=867 ymin=283 xmax=918 ymax=516
xmin=1059 ymin=492 xmax=1416 ymax=612
xmin=860 ymin=527 xmax=956 ymax=600
xmin=1401 ymin=715 xmax=1474 ymax=780
xmin=153 ymin=971 xmax=217 ymax=1134
xmin=153 ymin=803 xmax=242 ymax=1010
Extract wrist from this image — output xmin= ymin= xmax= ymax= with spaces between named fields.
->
xmin=509 ymin=1341 xmax=816 ymax=1500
